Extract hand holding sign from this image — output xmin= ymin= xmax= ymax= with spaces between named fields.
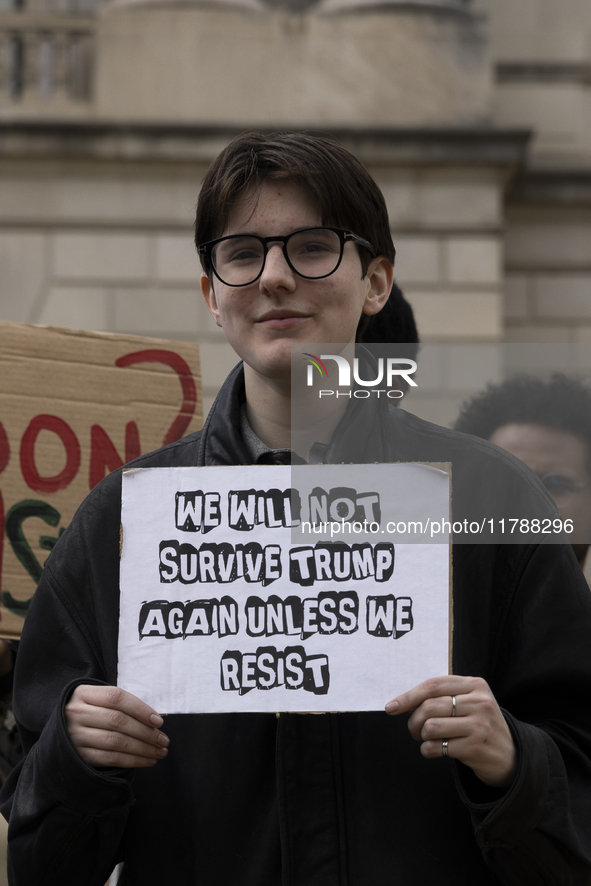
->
xmin=386 ymin=675 xmax=517 ymax=788
xmin=65 ymin=685 xmax=169 ymax=769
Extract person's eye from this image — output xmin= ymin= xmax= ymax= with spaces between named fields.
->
xmin=300 ymin=240 xmax=330 ymax=254
xmin=221 ymin=241 xmax=264 ymax=264
xmin=543 ymin=474 xmax=577 ymax=496
xmin=293 ymin=237 xmax=338 ymax=257
xmin=229 ymin=248 xmax=261 ymax=262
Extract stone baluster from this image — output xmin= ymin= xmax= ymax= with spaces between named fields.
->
xmin=21 ymin=29 xmax=41 ymax=96
xmin=51 ymin=27 xmax=69 ymax=97
xmin=8 ymin=32 xmax=24 ymax=98
xmin=0 ymin=31 xmax=10 ymax=96
xmin=69 ymin=30 xmax=92 ymax=98
xmin=38 ymin=31 xmax=53 ymax=98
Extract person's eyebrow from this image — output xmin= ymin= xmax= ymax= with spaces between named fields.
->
xmin=223 ymin=224 xmax=323 ymax=238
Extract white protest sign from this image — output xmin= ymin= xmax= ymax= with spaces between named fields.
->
xmin=118 ymin=464 xmax=450 ymax=713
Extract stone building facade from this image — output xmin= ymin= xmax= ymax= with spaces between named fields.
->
xmin=0 ymin=0 xmax=589 ymax=415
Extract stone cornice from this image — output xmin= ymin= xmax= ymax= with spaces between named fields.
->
xmin=0 ymin=11 xmax=95 ymax=29
xmin=509 ymin=170 xmax=591 ymax=206
xmin=497 ymin=63 xmax=591 ymax=86
xmin=315 ymin=0 xmax=473 ymax=16
xmin=0 ymin=121 xmax=531 ymax=168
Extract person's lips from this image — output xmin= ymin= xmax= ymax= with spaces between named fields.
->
xmin=256 ymin=310 xmax=311 ymax=330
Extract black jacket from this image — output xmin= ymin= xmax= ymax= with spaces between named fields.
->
xmin=2 ymin=364 xmax=591 ymax=886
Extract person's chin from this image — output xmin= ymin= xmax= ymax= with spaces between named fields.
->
xmin=250 ymin=341 xmax=296 ymax=381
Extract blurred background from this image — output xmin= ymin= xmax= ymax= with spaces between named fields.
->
xmin=1 ymin=0 xmax=590 ymax=417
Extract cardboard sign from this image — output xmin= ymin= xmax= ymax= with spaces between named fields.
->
xmin=0 ymin=321 xmax=202 ymax=639
xmin=118 ymin=464 xmax=450 ymax=713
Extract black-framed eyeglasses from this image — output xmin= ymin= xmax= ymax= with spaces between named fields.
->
xmin=197 ymin=227 xmax=375 ymax=288
xmin=539 ymin=472 xmax=589 ymax=503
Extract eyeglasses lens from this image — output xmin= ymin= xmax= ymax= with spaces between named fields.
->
xmin=286 ymin=229 xmax=342 ymax=278
xmin=542 ymin=473 xmax=578 ymax=502
xmin=212 ymin=237 xmax=265 ymax=286
xmin=211 ymin=229 xmax=342 ymax=286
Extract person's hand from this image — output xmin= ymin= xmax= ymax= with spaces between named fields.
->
xmin=65 ymin=685 xmax=169 ymax=769
xmin=385 ymin=676 xmax=517 ymax=788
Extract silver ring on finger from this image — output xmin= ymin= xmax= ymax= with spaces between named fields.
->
xmin=451 ymin=695 xmax=457 ymax=718
xmin=442 ymin=739 xmax=449 ymax=757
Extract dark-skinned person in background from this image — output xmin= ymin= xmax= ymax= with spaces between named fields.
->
xmin=455 ymin=374 xmax=591 ymax=582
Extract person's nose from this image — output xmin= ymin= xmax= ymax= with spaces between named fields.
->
xmin=259 ymin=243 xmax=296 ymax=294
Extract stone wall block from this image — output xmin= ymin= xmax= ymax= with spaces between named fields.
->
xmin=0 ymin=175 xmax=205 ymax=226
xmin=408 ymin=292 xmax=502 ymax=340
xmin=503 ymin=275 xmax=530 ymax=320
xmin=573 ymin=329 xmax=591 ymax=345
xmin=38 ymin=286 xmax=110 ymax=331
xmin=446 ymin=237 xmax=501 ymax=284
xmin=53 ymin=233 xmax=151 ymax=281
xmin=504 ymin=326 xmax=571 ymax=344
xmin=379 ymin=180 xmax=417 ymax=227
xmin=95 ymin=7 xmax=491 ymax=127
xmin=0 ymin=232 xmax=47 ymax=323
xmin=155 ymin=233 xmax=200 ymax=282
xmin=418 ymin=184 xmax=500 ymax=228
xmin=533 ymin=274 xmax=591 ymax=319
xmin=113 ymin=289 xmax=200 ymax=337
xmin=393 ymin=236 xmax=440 ymax=284
xmin=571 ymin=341 xmax=591 ymax=373
xmin=505 ymin=221 xmax=591 ymax=267
xmin=494 ymin=85 xmax=589 ymax=164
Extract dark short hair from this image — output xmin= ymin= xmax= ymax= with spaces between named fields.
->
xmin=195 ymin=131 xmax=395 ymax=277
xmin=357 ymin=280 xmax=419 ymax=349
xmin=454 ymin=374 xmax=591 ymax=468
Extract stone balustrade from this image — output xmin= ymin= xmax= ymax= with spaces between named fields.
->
xmin=0 ymin=9 xmax=95 ymax=103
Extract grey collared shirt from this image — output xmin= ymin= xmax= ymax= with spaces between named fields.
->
xmin=239 ymin=405 xmax=328 ymax=465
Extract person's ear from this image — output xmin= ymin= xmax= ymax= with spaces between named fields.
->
xmin=201 ymin=273 xmax=223 ymax=328
xmin=362 ymin=258 xmax=394 ymax=316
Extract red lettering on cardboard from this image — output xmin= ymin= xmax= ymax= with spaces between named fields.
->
xmin=0 ymin=491 xmax=4 ymax=617
xmin=0 ymin=422 xmax=9 ymax=474
xmin=89 ymin=421 xmax=141 ymax=490
xmin=20 ymin=415 xmax=81 ymax=493
xmin=115 ymin=350 xmax=197 ymax=446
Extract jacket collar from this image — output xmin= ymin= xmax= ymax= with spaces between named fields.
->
xmin=197 ymin=362 xmax=252 ymax=467
xmin=197 ymin=352 xmax=393 ymax=467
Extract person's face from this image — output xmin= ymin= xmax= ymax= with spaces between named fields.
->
xmin=201 ymin=180 xmax=392 ymax=383
xmin=489 ymin=422 xmax=591 ymax=550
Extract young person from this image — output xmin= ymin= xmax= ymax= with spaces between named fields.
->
xmin=1 ymin=133 xmax=591 ymax=886
xmin=455 ymin=374 xmax=591 ymax=570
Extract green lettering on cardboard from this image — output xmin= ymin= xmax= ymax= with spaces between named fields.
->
xmin=2 ymin=500 xmax=64 ymax=617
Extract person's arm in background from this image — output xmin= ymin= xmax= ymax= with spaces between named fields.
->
xmin=0 ymin=639 xmax=23 ymax=785
xmin=0 ymin=469 xmax=152 ymax=886
xmin=0 ymin=642 xmax=14 ymax=699
xmin=0 ymin=566 xmax=136 ymax=886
